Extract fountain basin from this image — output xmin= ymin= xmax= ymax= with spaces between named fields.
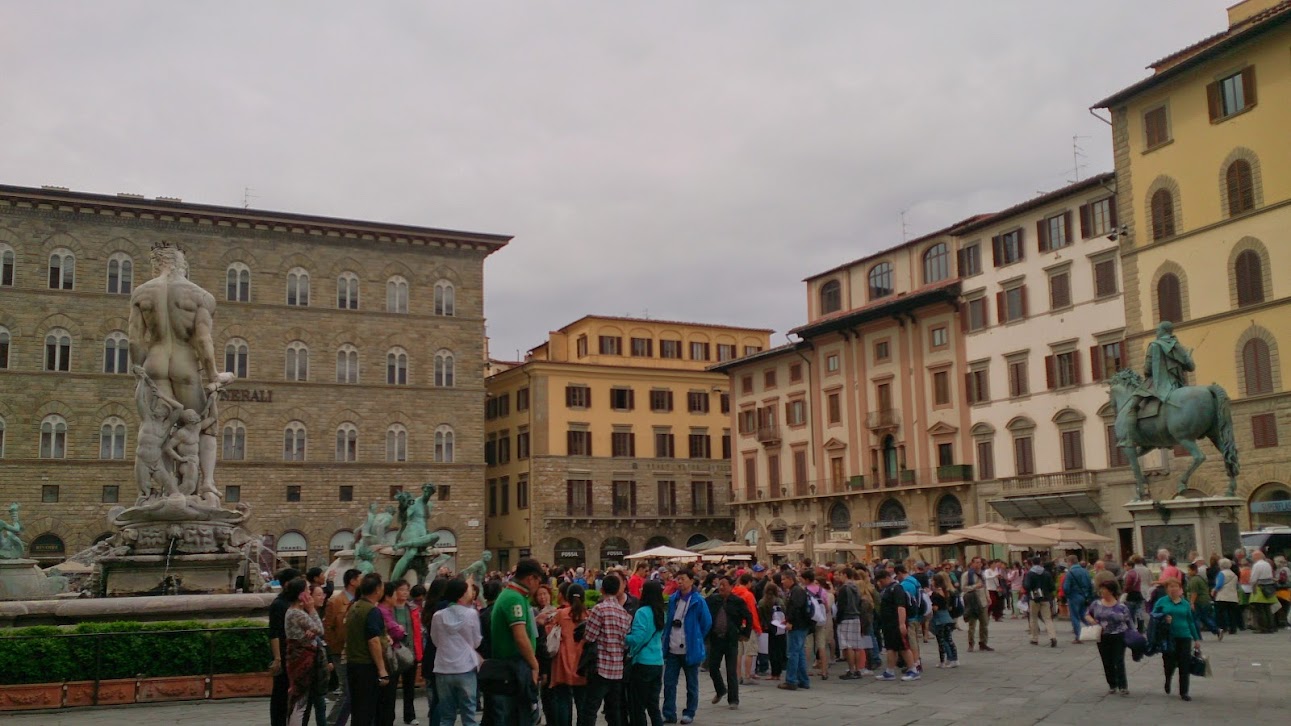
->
xmin=0 ymin=560 xmax=67 ymax=601
xmin=98 ymin=552 xmax=247 ymax=597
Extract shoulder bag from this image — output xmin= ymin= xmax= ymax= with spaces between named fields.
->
xmin=479 ymin=658 xmax=520 ymax=696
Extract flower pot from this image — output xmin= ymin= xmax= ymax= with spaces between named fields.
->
xmin=92 ymin=678 xmax=138 ymax=705
xmin=137 ymin=675 xmax=207 ymax=703
xmin=211 ymin=671 xmax=273 ymax=699
xmin=0 ymin=682 xmax=62 ymax=711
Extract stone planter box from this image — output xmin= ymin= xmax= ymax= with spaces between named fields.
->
xmin=63 ymin=680 xmax=97 ymax=707
xmin=210 ymin=671 xmax=272 ymax=699
xmin=90 ymin=678 xmax=138 ymax=705
xmin=137 ymin=674 xmax=207 ymax=703
xmin=0 ymin=683 xmax=62 ymax=710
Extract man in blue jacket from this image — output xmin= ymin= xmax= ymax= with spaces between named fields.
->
xmin=1064 ymin=556 xmax=1094 ymax=643
xmin=662 ymin=569 xmax=712 ymax=725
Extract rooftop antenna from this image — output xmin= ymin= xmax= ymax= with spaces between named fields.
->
xmin=641 ymin=307 xmax=650 ymax=320
xmin=1070 ymin=135 xmax=1089 ymax=183
xmin=242 ymin=187 xmax=258 ymax=209
xmin=899 ymin=208 xmax=910 ymax=243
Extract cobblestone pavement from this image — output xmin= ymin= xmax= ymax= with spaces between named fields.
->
xmin=10 ymin=619 xmax=1286 ymax=725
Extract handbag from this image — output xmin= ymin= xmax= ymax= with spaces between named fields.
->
xmin=1188 ymin=647 xmax=1210 ymax=678
xmin=1079 ymin=623 xmax=1102 ymax=643
xmin=479 ymin=658 xmax=519 ymax=696
xmin=545 ymin=622 xmax=563 ymax=657
xmin=393 ymin=643 xmax=415 ymax=673
xmin=380 ymin=637 xmax=398 ymax=678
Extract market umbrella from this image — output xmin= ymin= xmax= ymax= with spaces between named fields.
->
xmin=949 ymin=522 xmax=1060 ymax=547
xmin=689 ymin=538 xmax=729 ymax=552
xmin=704 ymin=543 xmax=757 ymax=556
xmin=624 ymin=545 xmax=698 ymax=560
xmin=866 ymin=529 xmax=941 ymax=546
xmin=1022 ymin=524 xmax=1114 ymax=548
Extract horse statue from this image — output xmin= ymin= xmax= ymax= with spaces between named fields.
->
xmin=1107 ymin=368 xmax=1239 ymax=500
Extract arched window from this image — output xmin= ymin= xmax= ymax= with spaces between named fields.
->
xmin=828 ymin=502 xmax=851 ymax=533
xmin=935 ymin=495 xmax=964 ymax=533
xmin=222 ymin=420 xmax=246 ymax=460
xmin=44 ymin=328 xmax=72 ymax=372
xmin=329 ymin=530 xmax=355 ymax=554
xmin=819 ymin=280 xmax=842 ymax=315
xmin=336 ymin=344 xmax=359 ymax=384
xmin=1 ymin=326 xmax=12 ymax=369
xmin=48 ymin=249 xmax=75 ymax=290
xmin=868 ymin=262 xmax=893 ymax=300
xmin=1243 ymin=338 xmax=1273 ymax=395
xmin=286 ymin=267 xmax=310 ymax=306
xmin=225 ymin=338 xmax=249 ymax=378
xmin=337 ymin=271 xmax=359 ymax=310
xmin=103 ymin=331 xmax=129 ymax=374
xmin=386 ymin=424 xmax=408 ymax=463
xmin=1226 ymin=159 xmax=1255 ymax=216
xmin=283 ymin=421 xmax=306 ymax=462
xmin=1157 ymin=273 xmax=1183 ymax=324
xmin=1 ymin=243 xmax=13 ymax=286
xmin=107 ymin=253 xmax=133 ymax=294
xmin=99 ymin=417 xmax=127 ymax=460
xmin=226 ymin=263 xmax=250 ymax=302
xmin=40 ymin=414 xmax=67 ymax=458
xmin=434 ymin=425 xmax=454 ymax=463
xmin=285 ymin=341 xmax=309 ymax=381
xmin=1234 ymin=249 xmax=1264 ymax=307
xmin=434 ymin=280 xmax=455 ymax=316
xmin=434 ymin=350 xmax=455 ymax=387
xmin=923 ymin=243 xmax=950 ymax=284
xmin=386 ymin=276 xmax=408 ymax=314
xmin=387 ymin=348 xmax=408 ymax=385
xmin=1150 ymin=189 xmax=1175 ymax=240
xmin=335 ymin=423 xmax=358 ymax=462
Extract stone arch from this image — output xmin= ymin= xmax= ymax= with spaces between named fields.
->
xmin=1052 ymin=408 xmax=1086 ymax=425
xmin=379 ymin=260 xmax=416 ymax=281
xmin=1217 ymin=146 xmax=1265 ymax=217
xmin=36 ymin=232 xmax=87 ymax=258
xmin=35 ymin=400 xmax=77 ymax=425
xmin=827 ymin=502 xmax=851 ymax=532
xmin=217 ymin=246 xmax=261 ymax=270
xmin=35 ymin=312 xmax=83 ymax=340
xmin=1227 ymin=237 xmax=1273 ymax=310
xmin=934 ymin=494 xmax=964 ymax=533
xmin=92 ymin=400 xmax=134 ymax=423
xmin=1096 ymin=402 xmax=1116 ymax=419
xmin=329 ymin=408 xmax=365 ymax=430
xmin=326 ymin=255 xmax=369 ymax=281
xmin=429 ymin=265 xmax=463 ymax=286
xmin=218 ymin=322 xmax=253 ymax=344
xmin=1248 ymin=481 xmax=1291 ymax=528
xmin=1143 ymin=175 xmax=1183 ymax=240
xmin=1149 ymin=260 xmax=1191 ymax=325
xmin=104 ymin=235 xmax=145 ymax=258
xmin=281 ymin=326 xmax=314 ymax=347
xmin=276 ymin=406 xmax=316 ymax=431
xmin=969 ymin=422 xmax=995 ymax=437
xmin=1005 ymin=416 xmax=1036 ymax=432
xmin=95 ymin=316 xmax=132 ymax=340
xmin=1234 ymin=325 xmax=1282 ymax=395
xmin=384 ymin=409 xmax=413 ymax=427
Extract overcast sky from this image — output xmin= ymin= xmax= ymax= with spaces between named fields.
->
xmin=2 ymin=1 xmax=1225 ymax=357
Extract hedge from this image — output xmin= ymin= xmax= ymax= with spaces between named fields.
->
xmin=0 ymin=620 xmax=268 ymax=685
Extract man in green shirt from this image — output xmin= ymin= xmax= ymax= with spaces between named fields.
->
xmin=1185 ymin=561 xmax=1220 ymax=637
xmin=486 ymin=559 xmax=542 ymax=726
xmin=344 ymin=573 xmax=392 ymax=725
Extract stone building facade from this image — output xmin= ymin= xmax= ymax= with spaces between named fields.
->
xmin=0 ymin=184 xmax=508 ymax=570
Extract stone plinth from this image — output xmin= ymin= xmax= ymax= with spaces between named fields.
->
xmin=98 ymin=552 xmax=247 ymax=597
xmin=0 ymin=559 xmax=67 ymax=600
xmin=1124 ymin=496 xmax=1244 ymax=560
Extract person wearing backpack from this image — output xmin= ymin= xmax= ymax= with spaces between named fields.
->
xmin=962 ymin=557 xmax=994 ymax=652
xmin=777 ymin=569 xmax=813 ymax=691
xmin=801 ymin=569 xmax=834 ymax=680
xmin=834 ymin=568 xmax=870 ymax=680
xmin=1022 ymin=556 xmax=1058 ymax=647
xmin=894 ymin=564 xmax=923 ymax=672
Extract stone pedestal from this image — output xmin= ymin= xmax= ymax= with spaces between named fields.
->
xmin=98 ymin=552 xmax=248 ymax=597
xmin=1124 ymin=497 xmax=1244 ymax=561
xmin=0 ymin=559 xmax=67 ymax=600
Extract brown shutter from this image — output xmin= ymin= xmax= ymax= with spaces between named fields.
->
xmin=1073 ymin=350 xmax=1082 ymax=385
xmin=964 ymin=372 xmax=975 ymax=404
xmin=996 ymin=291 xmax=1006 ymax=324
xmin=628 ymin=388 xmax=636 ymax=410
xmin=1045 ymin=355 xmax=1056 ymax=390
xmin=991 ymin=235 xmax=1002 ymax=267
xmin=631 ymin=484 xmax=638 ymax=516
xmin=1036 ymin=219 xmax=1049 ymax=253
xmin=1079 ymin=204 xmax=1091 ymax=239
xmin=1108 ymin=195 xmax=1118 ymax=228
xmin=1206 ymin=81 xmax=1222 ymax=121
xmin=1090 ymin=345 xmax=1103 ymax=382
xmin=956 ymin=247 xmax=966 ymax=276
xmin=566 ymin=482 xmax=574 ymax=515
xmin=1242 ymin=65 xmax=1257 ymax=107
xmin=1062 ymin=211 xmax=1073 ymax=244
xmin=1016 ymin=227 xmax=1026 ymax=259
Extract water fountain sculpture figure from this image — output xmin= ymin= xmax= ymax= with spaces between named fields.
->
xmin=355 ymin=503 xmax=396 ymax=575
xmin=390 ymin=484 xmax=441 ymax=583
xmin=0 ymin=504 xmax=25 ymax=560
xmin=460 ymin=550 xmax=493 ymax=589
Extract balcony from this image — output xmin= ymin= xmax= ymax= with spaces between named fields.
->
xmin=866 ymin=409 xmax=900 ymax=430
xmin=756 ymin=425 xmax=781 ymax=445
xmin=936 ymin=464 xmax=974 ymax=482
xmin=998 ymin=470 xmax=1097 ymax=494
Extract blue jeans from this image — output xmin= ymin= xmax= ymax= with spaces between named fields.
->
xmin=1067 ymin=595 xmax=1087 ymax=638
xmin=1194 ymin=603 xmax=1219 ymax=636
xmin=550 ymin=684 xmax=584 ymax=726
xmin=785 ymin=629 xmax=809 ymax=688
xmin=435 ymin=672 xmax=478 ymax=726
xmin=662 ymin=653 xmax=699 ymax=721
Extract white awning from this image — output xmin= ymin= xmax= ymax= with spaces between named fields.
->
xmin=278 ymin=531 xmax=308 ymax=552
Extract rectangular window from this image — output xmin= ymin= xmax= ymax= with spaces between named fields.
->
xmin=1106 ymin=424 xmax=1129 ymax=467
xmin=630 ymin=337 xmax=653 ymax=357
xmin=496 ymin=395 xmax=510 ymax=418
xmin=610 ymin=387 xmax=634 ymax=411
xmin=999 ymin=285 xmax=1027 ymax=323
xmin=741 ymin=375 xmax=753 ymax=394
xmin=1252 ymin=413 xmax=1279 ymax=449
xmin=1049 ymin=271 xmax=1071 ymax=310
xmin=225 ymin=486 xmax=241 ymax=503
xmin=1013 ymin=436 xmax=1035 ymax=476
xmin=286 ymin=485 xmax=301 ymax=502
xmin=688 ymin=433 xmax=711 ymax=459
xmin=654 ymin=431 xmax=675 ymax=458
xmin=763 ymin=369 xmax=777 ymax=389
xmin=826 ymin=354 xmax=840 ymax=372
xmin=657 ymin=480 xmax=677 ymax=516
xmin=1144 ymin=105 xmax=1169 ymax=148
xmin=720 ymin=393 xmax=730 ymax=414
xmin=484 ymin=434 xmax=497 ymax=466
xmin=1093 ymin=341 xmax=1123 ymax=382
xmin=827 ymin=392 xmax=841 ymax=424
xmin=738 ymin=409 xmax=756 ymax=435
xmin=567 ymin=430 xmax=592 ymax=456
xmin=689 ymin=342 xmax=710 ymax=361
xmin=576 ymin=335 xmax=588 ymax=358
xmin=966 ymin=297 xmax=988 ymax=332
xmin=1209 ymin=67 xmax=1255 ymax=121
xmin=565 ymin=384 xmax=590 ymax=408
xmin=793 ymin=450 xmax=808 ymax=495
xmin=517 ymin=476 xmax=529 ymax=509
xmin=1061 ymin=430 xmax=1084 ymax=471
xmin=42 ymin=485 xmax=60 ymax=503
xmin=687 ymin=391 xmax=710 ymax=414
xmin=744 ymin=346 xmax=763 ymax=356
xmin=930 ymin=327 xmax=948 ymax=349
xmin=716 ymin=344 xmax=736 ymax=361
xmin=612 ymin=431 xmax=635 ymax=457
xmin=496 ymin=434 xmax=511 ymax=464
xmin=932 ymin=369 xmax=950 ymax=406
xmin=937 ymin=442 xmax=954 ymax=467
xmin=339 ymin=485 xmax=354 ymax=502
xmin=976 ymin=440 xmax=994 ymax=480
xmin=1039 ymin=212 xmax=1070 ymax=251
xmin=789 ymin=363 xmax=803 ymax=382
xmin=599 ymin=335 xmax=622 ymax=355
xmin=691 ymin=480 xmax=714 ymax=516
xmin=516 ymin=430 xmax=530 ymax=459
xmin=960 ymin=242 xmax=982 ymax=276
xmin=102 ymin=485 xmax=119 ymax=503
xmin=722 ymin=430 xmax=731 ymax=459
xmin=437 ymin=486 xmax=450 ymax=501
xmin=1008 ymin=357 xmax=1029 ymax=398
xmin=613 ymin=481 xmax=637 ymax=516
xmin=993 ymin=229 xmax=1024 ymax=266
xmin=966 ymin=367 xmax=989 ymax=404
xmin=516 ymin=387 xmax=530 ymax=411
xmin=650 ymin=389 xmax=673 ymax=412
xmin=659 ymin=340 xmax=682 ymax=359
xmin=566 ymin=479 xmax=593 ymax=516
xmin=785 ymin=399 xmax=806 ymax=426
xmin=1050 ymin=350 xmax=1080 ymax=389
xmin=1094 ymin=258 xmax=1117 ymax=298
xmin=500 ymin=477 xmax=510 ymax=515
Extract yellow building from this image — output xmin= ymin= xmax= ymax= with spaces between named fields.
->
xmin=483 ymin=316 xmax=771 ymax=570
xmin=1095 ymin=0 xmax=1291 ymax=526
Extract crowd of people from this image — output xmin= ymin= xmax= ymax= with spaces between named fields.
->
xmin=262 ymin=545 xmax=1290 ymax=726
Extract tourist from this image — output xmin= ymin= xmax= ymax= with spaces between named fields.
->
xmin=377 ymin=583 xmax=410 ymax=726
xmin=628 ymin=564 xmax=647 ymax=600
xmin=420 ymin=577 xmax=453 ymax=726
xmin=730 ymin=573 xmax=761 ymax=685
xmin=1122 ymin=556 xmax=1147 ymax=630
xmin=1064 ymin=556 xmax=1094 ymax=644
xmin=388 ymin=581 xmax=422 ymax=725
xmin=960 ymin=558 xmax=991 ymax=652
xmin=874 ymin=570 xmax=918 ymax=682
xmin=855 ymin=569 xmax=882 ymax=673
xmin=346 ymin=573 xmax=392 ymax=726
xmin=1248 ymin=550 xmax=1278 ymax=633
xmin=1235 ymin=549 xmax=1252 ymax=631
xmin=1211 ymin=558 xmax=1240 ymax=635
xmin=778 ymin=568 xmax=812 ymax=691
xmin=270 ymin=568 xmax=304 ymax=726
xmin=1092 ymin=561 xmax=1116 ymax=591
xmin=580 ymin=574 xmax=632 ymax=726
xmin=1152 ymin=578 xmax=1202 ymax=701
xmin=625 ymin=579 xmax=666 ymax=726
xmin=1022 ymin=556 xmax=1058 ymax=647
xmin=929 ymin=572 xmax=958 ymax=669
xmin=757 ymin=582 xmax=787 ymax=681
xmin=285 ymin=580 xmax=329 ymax=726
xmin=1007 ymin=562 xmax=1024 ymax=619
xmin=533 ymin=584 xmax=557 ymax=725
xmin=477 ymin=580 xmax=502 ymax=660
xmin=895 ymin=564 xmax=925 ymax=668
xmin=809 ymin=572 xmax=836 ymax=679
xmin=325 ymin=568 xmax=361 ymax=726
xmin=662 ymin=569 xmax=712 ymax=724
xmin=704 ymin=575 xmax=753 ymax=709
xmin=834 ymin=568 xmax=868 ymax=679
xmin=1185 ymin=562 xmax=1219 ymax=639
xmin=486 ymin=559 xmax=542 ymax=726
xmin=1084 ymin=580 xmax=1131 ymax=696
xmin=1274 ymin=556 xmax=1291 ymax=629
xmin=549 ymin=583 xmax=589 ymax=726
xmin=431 ymin=578 xmax=482 ymax=726
xmin=984 ymin=559 xmax=1004 ymax=623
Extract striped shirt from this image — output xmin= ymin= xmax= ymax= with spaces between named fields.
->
xmin=585 ymin=597 xmax=632 ymax=680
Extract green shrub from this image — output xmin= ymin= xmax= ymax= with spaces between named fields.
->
xmin=0 ymin=626 xmax=77 ymax=685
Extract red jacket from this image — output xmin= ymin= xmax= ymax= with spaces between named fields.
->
xmin=732 ymin=585 xmax=761 ymax=633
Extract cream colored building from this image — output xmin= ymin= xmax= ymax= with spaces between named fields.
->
xmin=483 ymin=316 xmax=770 ymax=570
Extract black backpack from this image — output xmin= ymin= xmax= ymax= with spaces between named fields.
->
xmin=948 ymin=593 xmax=964 ymax=619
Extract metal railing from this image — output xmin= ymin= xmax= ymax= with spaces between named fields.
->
xmin=998 ymin=470 xmax=1096 ymax=493
xmin=756 ymin=425 xmax=781 ymax=443
xmin=865 ymin=409 xmax=900 ymax=429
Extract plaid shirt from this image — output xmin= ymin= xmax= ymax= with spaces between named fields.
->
xmin=584 ymin=597 xmax=631 ymax=680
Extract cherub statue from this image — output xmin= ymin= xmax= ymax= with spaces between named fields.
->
xmin=132 ymin=366 xmax=185 ymax=502
xmin=460 ymin=550 xmax=493 ymax=588
xmin=0 ymin=503 xmax=25 ymax=560
xmin=391 ymin=484 xmax=440 ymax=583
xmin=165 ymin=407 xmax=216 ymax=499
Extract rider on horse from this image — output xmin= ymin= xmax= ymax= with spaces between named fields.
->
xmin=1119 ymin=321 xmax=1195 ymax=447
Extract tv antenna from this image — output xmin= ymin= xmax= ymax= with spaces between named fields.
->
xmin=899 ymin=208 xmax=910 ymax=242
xmin=1070 ymin=135 xmax=1089 ymax=183
xmin=242 ymin=187 xmax=258 ymax=209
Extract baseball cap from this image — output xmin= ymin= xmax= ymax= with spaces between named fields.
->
xmin=752 ymin=565 xmax=766 ymax=572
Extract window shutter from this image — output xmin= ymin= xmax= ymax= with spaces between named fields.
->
xmin=586 ymin=388 xmax=592 ymax=409
xmin=628 ymin=388 xmax=636 ymax=410
xmin=1062 ymin=211 xmax=1073 ymax=243
xmin=1079 ymin=204 xmax=1091 ymax=239
xmin=956 ymin=247 xmax=966 ymax=276
xmin=1090 ymin=345 xmax=1103 ymax=382
xmin=1016 ymin=227 xmax=1026 ymax=259
xmin=586 ymin=480 xmax=594 ymax=514
xmin=631 ymin=485 xmax=638 ymax=516
xmin=1206 ymin=81 xmax=1222 ymax=121
xmin=1045 ymin=355 xmax=1056 ymax=390
xmin=1242 ymin=66 xmax=1257 ymax=107
xmin=996 ymin=291 xmax=1006 ymax=324
xmin=1108 ymin=195 xmax=1118 ymax=228
xmin=1036 ymin=219 xmax=1049 ymax=253
xmin=1019 ymin=285 xmax=1029 ymax=318
xmin=991 ymin=235 xmax=1002 ymax=267
xmin=1073 ymin=351 xmax=1082 ymax=385
xmin=566 ymin=482 xmax=574 ymax=514
xmin=964 ymin=372 xmax=975 ymax=404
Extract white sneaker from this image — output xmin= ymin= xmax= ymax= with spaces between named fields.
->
xmin=901 ymin=669 xmax=921 ymax=681
xmin=858 ymin=669 xmax=874 ymax=677
xmin=946 ymin=661 xmax=959 ymax=669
